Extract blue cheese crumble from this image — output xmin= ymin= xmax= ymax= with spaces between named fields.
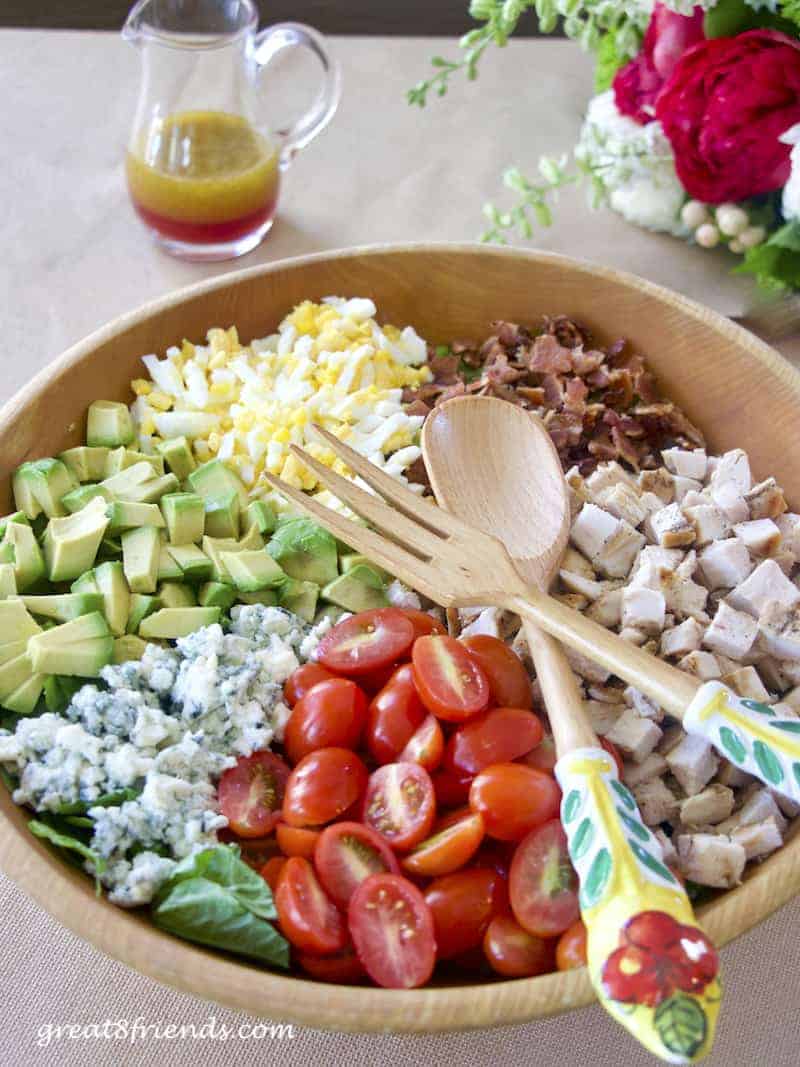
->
xmin=0 ymin=606 xmax=330 ymax=907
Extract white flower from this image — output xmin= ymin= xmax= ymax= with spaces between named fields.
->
xmin=576 ymin=91 xmax=688 ymax=237
xmin=780 ymin=124 xmax=800 ymax=222
xmin=658 ymin=0 xmax=716 ymax=11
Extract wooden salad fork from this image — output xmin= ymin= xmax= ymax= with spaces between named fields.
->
xmin=265 ymin=423 xmax=800 ymax=814
xmin=265 ymin=422 xmax=731 ymax=1062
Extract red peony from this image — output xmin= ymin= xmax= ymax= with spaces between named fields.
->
xmin=613 ymin=4 xmax=705 ymax=125
xmin=656 ymin=30 xmax=800 ymax=204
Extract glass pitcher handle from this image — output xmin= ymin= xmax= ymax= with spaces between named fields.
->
xmin=253 ymin=22 xmax=341 ymax=170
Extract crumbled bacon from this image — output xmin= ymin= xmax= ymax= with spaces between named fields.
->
xmin=403 ymin=315 xmax=704 ymax=484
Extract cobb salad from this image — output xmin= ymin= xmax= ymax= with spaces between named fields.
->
xmin=0 ymin=296 xmax=796 ymax=990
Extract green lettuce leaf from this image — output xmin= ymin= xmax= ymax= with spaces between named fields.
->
xmin=152 ymin=845 xmax=289 ymax=968
xmin=29 ymin=818 xmax=106 ymax=891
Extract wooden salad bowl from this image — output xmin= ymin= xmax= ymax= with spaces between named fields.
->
xmin=1 ymin=244 xmax=799 ymax=1032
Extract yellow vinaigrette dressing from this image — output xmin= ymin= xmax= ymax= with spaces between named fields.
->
xmin=126 ymin=111 xmax=280 ymax=245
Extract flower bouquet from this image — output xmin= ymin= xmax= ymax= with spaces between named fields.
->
xmin=409 ymin=1 xmax=800 ymax=293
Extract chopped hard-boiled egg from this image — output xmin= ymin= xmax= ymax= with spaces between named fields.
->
xmin=129 ymin=298 xmax=432 ymax=508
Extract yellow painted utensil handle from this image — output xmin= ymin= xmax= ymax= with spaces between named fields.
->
xmin=685 ymin=682 xmax=800 ymax=805
xmin=555 ymin=748 xmax=721 ymax=1064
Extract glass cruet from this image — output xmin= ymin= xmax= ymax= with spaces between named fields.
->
xmin=122 ymin=0 xmax=340 ymax=261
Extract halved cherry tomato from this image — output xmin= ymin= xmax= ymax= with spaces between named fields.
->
xmin=600 ymin=737 xmax=624 ymax=777
xmin=399 ymin=609 xmax=446 ymax=639
xmin=355 ymin=662 xmax=401 ymax=695
xmin=274 ymin=856 xmax=347 ymax=956
xmin=402 ymin=810 xmax=484 ymax=877
xmin=519 ymin=733 xmax=557 ymax=774
xmin=363 ymin=762 xmax=436 ymax=851
xmin=282 ymin=748 xmax=368 ymax=828
xmin=483 ymin=914 xmax=555 ymax=978
xmin=314 ymin=821 xmax=400 ymax=906
xmin=284 ymin=678 xmax=368 ymax=764
xmin=509 ymin=820 xmax=580 ymax=938
xmin=348 ymin=873 xmax=436 ymax=988
xmin=260 ymin=855 xmax=287 ymax=892
xmin=219 ymin=830 xmax=279 ymax=871
xmin=431 ymin=767 xmax=473 ymax=808
xmin=276 ymin=823 xmax=321 ymax=859
xmin=424 ymin=867 xmax=504 ymax=959
xmin=218 ymin=751 xmax=291 ymax=838
xmin=365 ymin=664 xmax=426 ymax=764
xmin=398 ymin=714 xmax=444 ymax=772
xmin=412 ymin=635 xmax=490 ymax=722
xmin=445 ymin=707 xmax=544 ymax=776
xmin=555 ymin=919 xmax=588 ymax=971
xmin=317 ymin=609 xmax=415 ymax=676
xmin=296 ymin=944 xmax=366 ymax=983
xmin=461 ymin=634 xmax=533 ymax=709
xmin=284 ymin=663 xmax=336 ymax=706
xmin=469 ymin=762 xmax=561 ymax=841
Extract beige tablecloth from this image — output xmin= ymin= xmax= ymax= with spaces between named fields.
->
xmin=1 ymin=29 xmax=798 ymax=1067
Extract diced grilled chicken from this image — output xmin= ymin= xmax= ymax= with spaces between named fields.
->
xmin=645 ymin=503 xmax=696 ymax=549
xmin=605 ymin=708 xmax=663 ymax=763
xmin=679 ymin=784 xmax=734 ymax=827
xmin=758 ymin=602 xmax=800 ymax=661
xmin=586 ymin=588 xmax=623 ymax=627
xmin=745 ymin=477 xmax=787 ymax=520
xmin=623 ymin=685 xmax=661 ymax=721
xmin=622 ymin=753 xmax=668 ymax=788
xmin=730 ymin=817 xmax=784 ymax=860
xmin=638 ymin=468 xmax=675 ymax=504
xmin=662 ymin=447 xmax=708 ymax=481
xmin=728 ymin=559 xmax=800 ymax=618
xmin=570 ymin=504 xmax=645 ymax=578
xmin=653 ymin=828 xmax=678 ymax=866
xmin=710 ymin=480 xmax=749 ymax=524
xmin=666 ymin=733 xmax=719 ymax=795
xmin=634 ymin=777 xmax=680 ymax=826
xmin=732 ymin=518 xmax=781 ymax=556
xmin=684 ymin=504 xmax=731 ymax=546
xmin=585 ymin=700 xmax=623 ymax=737
xmin=721 ymin=665 xmax=771 ymax=702
xmin=621 ymin=586 xmax=666 ymax=634
xmin=678 ymin=649 xmax=722 ymax=680
xmin=661 ymin=617 xmax=704 ymax=658
xmin=676 ymin=833 xmax=746 ymax=888
xmin=710 ymin=449 xmax=752 ymax=494
xmin=698 ymin=538 xmax=753 ymax=590
xmin=594 ymin=482 xmax=649 ymax=528
xmin=703 ymin=601 xmax=758 ymax=660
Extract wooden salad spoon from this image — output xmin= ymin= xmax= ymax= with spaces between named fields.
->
xmin=421 ymin=395 xmax=721 ymax=1063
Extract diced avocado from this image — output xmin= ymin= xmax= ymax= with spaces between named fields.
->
xmin=62 ymin=484 xmax=111 ymax=514
xmin=157 ymin=543 xmax=184 ymax=582
xmin=4 ymin=672 xmax=45 ymax=715
xmin=42 ymin=498 xmax=109 ymax=582
xmin=238 ymin=525 xmax=264 ymax=551
xmin=0 ymin=651 xmax=36 ymax=701
xmin=199 ymin=582 xmax=237 ymax=611
xmin=158 ymin=582 xmax=197 ymax=609
xmin=0 ymin=512 xmax=30 ymax=540
xmin=161 ymin=492 xmax=204 ymax=544
xmin=104 ymin=447 xmax=164 ymax=478
xmin=139 ymin=606 xmax=221 ymax=640
xmin=202 ymin=535 xmax=240 ymax=582
xmin=0 ymin=640 xmax=28 ymax=666
xmin=113 ymin=635 xmax=148 ymax=663
xmin=244 ymin=500 xmax=277 ymax=536
xmin=322 ymin=568 xmax=388 ymax=612
xmin=59 ymin=446 xmax=110 ymax=483
xmin=86 ymin=400 xmax=135 ymax=447
xmin=28 ymin=612 xmax=113 ymax=677
xmin=107 ymin=500 xmax=165 ymax=533
xmin=156 ymin=436 xmax=197 ymax=480
xmin=0 ymin=564 xmax=16 ymax=599
xmin=94 ymin=561 xmax=131 ymax=637
xmin=236 ymin=589 xmax=278 ymax=606
xmin=20 ymin=593 xmax=104 ymax=623
xmin=220 ymin=550 xmax=285 ymax=592
xmin=279 ymin=578 xmax=319 ymax=622
xmin=188 ymin=459 xmax=248 ymax=509
xmin=0 ymin=543 xmax=13 ymax=566
xmin=340 ymin=553 xmax=389 ymax=581
xmin=127 ymin=594 xmax=159 ymax=634
xmin=101 ymin=461 xmax=154 ymax=497
xmin=204 ymin=492 xmax=240 ymax=540
xmin=121 ymin=526 xmax=160 ymax=593
xmin=119 ymin=473 xmax=180 ymax=505
xmin=167 ymin=544 xmax=213 ymax=582
xmin=268 ymin=517 xmax=339 ymax=587
xmin=71 ymin=569 xmax=100 ymax=596
xmin=98 ymin=537 xmax=123 ymax=561
xmin=314 ymin=604 xmax=348 ymax=626
xmin=4 ymin=521 xmax=47 ymax=591
xmin=13 ymin=458 xmax=77 ymax=519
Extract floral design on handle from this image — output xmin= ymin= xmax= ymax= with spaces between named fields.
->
xmin=556 ymin=748 xmax=721 ymax=1064
xmin=685 ymin=681 xmax=800 ymax=805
